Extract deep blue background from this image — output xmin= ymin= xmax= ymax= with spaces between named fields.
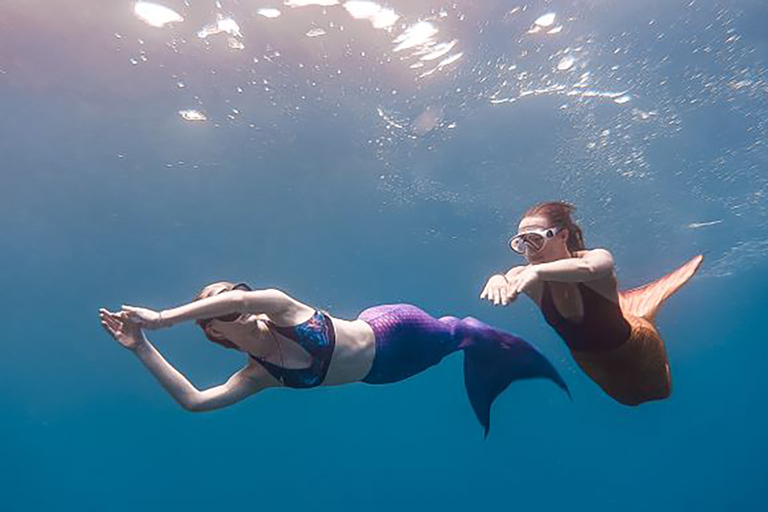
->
xmin=1 ymin=1 xmax=766 ymax=511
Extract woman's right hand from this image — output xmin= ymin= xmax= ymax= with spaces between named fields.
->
xmin=480 ymin=274 xmax=514 ymax=306
xmin=100 ymin=309 xmax=148 ymax=351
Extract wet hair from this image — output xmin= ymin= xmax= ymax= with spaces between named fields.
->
xmin=194 ymin=281 xmax=241 ymax=351
xmin=523 ymin=201 xmax=586 ymax=252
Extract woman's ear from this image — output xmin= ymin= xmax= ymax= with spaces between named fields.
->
xmin=559 ymin=227 xmax=570 ymax=242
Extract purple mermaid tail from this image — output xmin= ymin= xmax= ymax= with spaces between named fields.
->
xmin=451 ymin=316 xmax=570 ymax=437
xmin=359 ymin=305 xmax=569 ymax=436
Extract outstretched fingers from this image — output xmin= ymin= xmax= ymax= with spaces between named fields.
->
xmin=100 ymin=318 xmax=118 ymax=338
xmin=99 ymin=309 xmax=128 ymax=337
xmin=480 ymin=282 xmax=491 ymax=300
xmin=100 ymin=312 xmax=119 ymax=332
xmin=481 ymin=279 xmax=516 ymax=306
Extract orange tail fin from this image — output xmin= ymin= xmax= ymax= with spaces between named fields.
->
xmin=618 ymin=255 xmax=704 ymax=321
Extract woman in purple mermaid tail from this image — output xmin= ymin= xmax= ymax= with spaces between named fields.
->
xmin=100 ymin=282 xmax=568 ymax=436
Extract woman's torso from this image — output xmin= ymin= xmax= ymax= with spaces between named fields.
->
xmin=525 ymin=269 xmax=631 ymax=352
xmin=244 ymin=310 xmax=376 ymax=387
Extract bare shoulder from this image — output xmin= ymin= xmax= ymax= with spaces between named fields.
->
xmin=578 ymin=249 xmax=621 ymax=295
xmin=577 ymin=248 xmax=615 ymax=267
xmin=575 ymin=247 xmax=614 ymax=259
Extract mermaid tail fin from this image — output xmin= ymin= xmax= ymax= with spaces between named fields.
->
xmin=458 ymin=318 xmax=570 ymax=438
xmin=618 ymin=255 xmax=703 ymax=321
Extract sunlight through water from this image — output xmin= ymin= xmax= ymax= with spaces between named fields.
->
xmin=132 ymin=1 xmax=183 ymax=28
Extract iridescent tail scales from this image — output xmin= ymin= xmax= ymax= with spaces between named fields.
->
xmin=618 ymin=255 xmax=704 ymax=321
xmin=443 ymin=316 xmax=570 ymax=437
xmin=360 ymin=305 xmax=568 ymax=437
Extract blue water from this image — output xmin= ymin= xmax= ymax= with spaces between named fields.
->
xmin=2 ymin=0 xmax=767 ymax=510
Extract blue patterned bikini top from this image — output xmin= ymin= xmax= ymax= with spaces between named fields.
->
xmin=250 ymin=311 xmax=336 ymax=388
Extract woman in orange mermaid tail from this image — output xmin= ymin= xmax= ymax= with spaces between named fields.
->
xmin=481 ymin=201 xmax=703 ymax=405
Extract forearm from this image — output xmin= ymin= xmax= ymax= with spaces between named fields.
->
xmin=160 ymin=289 xmax=287 ymax=325
xmin=159 ymin=291 xmax=247 ymax=325
xmin=532 ymin=256 xmax=611 ymax=283
xmin=132 ymin=341 xmax=202 ymax=410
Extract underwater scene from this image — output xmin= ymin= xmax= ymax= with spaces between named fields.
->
xmin=1 ymin=0 xmax=767 ymax=511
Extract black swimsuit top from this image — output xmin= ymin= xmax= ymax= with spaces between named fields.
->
xmin=250 ymin=311 xmax=336 ymax=388
xmin=540 ymin=281 xmax=631 ymax=353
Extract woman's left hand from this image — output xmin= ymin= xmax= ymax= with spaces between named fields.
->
xmin=100 ymin=309 xmax=148 ymax=351
xmin=121 ymin=305 xmax=171 ymax=330
xmin=506 ymin=266 xmax=539 ymax=301
xmin=481 ymin=274 xmax=515 ymax=306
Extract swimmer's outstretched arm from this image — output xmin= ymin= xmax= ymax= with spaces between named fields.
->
xmin=481 ymin=249 xmax=615 ymax=305
xmin=502 ymin=249 xmax=615 ymax=301
xmin=528 ymin=248 xmax=615 ymax=282
xmin=122 ymin=288 xmax=312 ymax=330
xmin=100 ymin=309 xmax=269 ymax=411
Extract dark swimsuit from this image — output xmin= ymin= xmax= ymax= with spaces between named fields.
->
xmin=250 ymin=311 xmax=336 ymax=388
xmin=540 ymin=282 xmax=631 ymax=352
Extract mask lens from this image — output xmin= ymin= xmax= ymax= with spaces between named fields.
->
xmin=509 ymin=236 xmax=526 ymax=254
xmin=523 ymin=233 xmax=545 ymax=251
xmin=512 ymin=234 xmax=546 ymax=253
xmin=510 ymin=233 xmax=544 ymax=253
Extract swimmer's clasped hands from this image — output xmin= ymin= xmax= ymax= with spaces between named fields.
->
xmin=480 ymin=266 xmax=539 ymax=306
xmin=99 ymin=308 xmax=148 ymax=351
xmin=100 ymin=304 xmax=172 ymax=351
xmin=480 ymin=273 xmax=515 ymax=306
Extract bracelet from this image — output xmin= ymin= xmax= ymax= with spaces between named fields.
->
xmin=158 ymin=310 xmax=169 ymax=328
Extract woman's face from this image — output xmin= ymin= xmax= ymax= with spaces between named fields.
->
xmin=206 ymin=313 xmax=269 ymax=348
xmin=516 ymin=215 xmax=570 ymax=264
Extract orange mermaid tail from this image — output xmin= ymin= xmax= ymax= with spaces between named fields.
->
xmin=571 ymin=255 xmax=704 ymax=405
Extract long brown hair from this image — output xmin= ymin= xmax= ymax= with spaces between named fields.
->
xmin=524 ymin=201 xmax=586 ymax=253
xmin=194 ymin=281 xmax=241 ymax=351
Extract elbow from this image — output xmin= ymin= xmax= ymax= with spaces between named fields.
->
xmin=584 ymin=261 xmax=611 ymax=279
xmin=231 ymin=290 xmax=251 ymax=314
xmin=263 ymin=288 xmax=290 ymax=305
xmin=584 ymin=263 xmax=614 ymax=281
xmin=182 ymin=399 xmax=210 ymax=413
xmin=237 ymin=288 xmax=289 ymax=313
xmin=584 ymin=250 xmax=615 ymax=279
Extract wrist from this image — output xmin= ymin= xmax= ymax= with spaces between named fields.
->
xmin=131 ymin=338 xmax=150 ymax=354
xmin=157 ymin=310 xmax=172 ymax=328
